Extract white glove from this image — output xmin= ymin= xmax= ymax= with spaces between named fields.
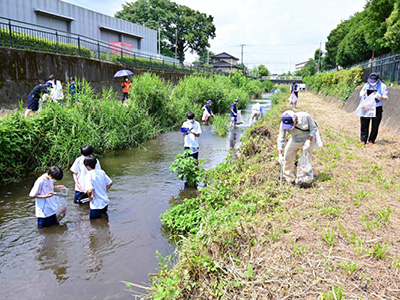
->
xmin=278 ymin=154 xmax=284 ymax=164
xmin=375 ymin=93 xmax=382 ymax=100
xmin=303 ymin=140 xmax=311 ymax=150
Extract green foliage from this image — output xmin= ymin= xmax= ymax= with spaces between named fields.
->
xmin=115 ymin=0 xmax=216 ymax=63
xmin=169 ymin=150 xmax=206 ymax=188
xmin=303 ymin=67 xmax=363 ymax=100
xmin=384 ymin=1 xmax=400 ymax=52
xmin=295 ymin=59 xmax=317 ymax=77
xmin=0 ymin=29 xmax=92 ymax=57
xmin=320 ymin=285 xmax=343 ymax=300
xmin=257 ymin=65 xmax=270 ymax=77
xmin=211 ymin=115 xmax=229 ymax=137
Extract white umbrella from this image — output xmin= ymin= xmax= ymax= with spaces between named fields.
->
xmin=114 ymin=70 xmax=133 ymax=77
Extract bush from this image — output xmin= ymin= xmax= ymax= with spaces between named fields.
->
xmin=303 ymin=67 xmax=363 ymax=100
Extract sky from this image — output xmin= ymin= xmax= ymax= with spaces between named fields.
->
xmin=63 ymin=0 xmax=366 ymax=74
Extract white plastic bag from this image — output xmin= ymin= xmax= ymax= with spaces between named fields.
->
xmin=296 ymin=151 xmax=314 ymax=184
xmin=202 ymin=109 xmax=210 ymax=121
xmin=314 ymin=129 xmax=323 ymax=149
xmin=54 ymin=188 xmax=68 ymax=222
xmin=236 ymin=110 xmax=243 ymax=124
xmin=354 ymin=94 xmax=376 ymax=117
xmin=288 ymin=92 xmax=297 ymax=104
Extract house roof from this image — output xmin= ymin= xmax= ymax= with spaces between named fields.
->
xmin=211 ymin=61 xmax=243 ymax=69
xmin=211 ymin=52 xmax=239 ymax=60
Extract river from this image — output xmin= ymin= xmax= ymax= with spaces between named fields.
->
xmin=0 ymin=95 xmax=271 ymax=299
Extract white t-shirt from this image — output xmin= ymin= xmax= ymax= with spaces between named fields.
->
xmin=29 ymin=174 xmax=58 ymax=218
xmin=70 ymin=155 xmax=101 ymax=191
xmin=252 ymin=103 xmax=261 ymax=112
xmin=84 ymin=169 xmax=112 ymax=210
xmin=182 ymin=120 xmax=202 ymax=148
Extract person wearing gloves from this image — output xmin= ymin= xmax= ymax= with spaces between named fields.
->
xmin=277 ymin=110 xmax=317 ymax=186
xmin=358 ymin=72 xmax=388 ymax=145
xmin=230 ymin=99 xmax=239 ymax=128
xmin=249 ymin=102 xmax=263 ymax=126
xmin=182 ymin=112 xmax=202 ymax=163
xmin=202 ymin=100 xmax=214 ymax=125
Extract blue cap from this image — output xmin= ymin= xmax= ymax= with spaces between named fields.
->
xmin=281 ymin=112 xmax=295 ymax=129
xmin=45 ymin=81 xmax=53 ymax=87
xmin=368 ymin=72 xmax=379 ymax=84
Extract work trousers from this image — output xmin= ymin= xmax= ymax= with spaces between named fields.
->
xmin=283 ymin=138 xmax=316 ymax=183
xmin=360 ymin=106 xmax=382 ymax=144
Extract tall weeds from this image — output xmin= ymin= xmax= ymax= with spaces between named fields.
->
xmin=1 ymin=71 xmax=264 ymax=183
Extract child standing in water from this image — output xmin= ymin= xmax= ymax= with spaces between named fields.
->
xmin=83 ymin=156 xmax=113 ymax=219
xmin=70 ymin=145 xmax=101 ymax=204
xmin=29 ymin=166 xmax=65 ymax=228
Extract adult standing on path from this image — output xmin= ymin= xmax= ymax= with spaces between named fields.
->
xmin=24 ymin=82 xmax=52 ymax=117
xmin=358 ymin=72 xmax=388 ymax=145
xmin=230 ymin=99 xmax=238 ymax=128
xmin=277 ymin=110 xmax=318 ymax=186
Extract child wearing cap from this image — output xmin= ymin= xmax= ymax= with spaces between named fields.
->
xmin=277 ymin=110 xmax=318 ymax=186
xmin=230 ymin=99 xmax=239 ymax=128
xmin=358 ymin=72 xmax=388 ymax=146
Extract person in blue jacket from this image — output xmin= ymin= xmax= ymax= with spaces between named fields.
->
xmin=230 ymin=99 xmax=238 ymax=128
xmin=25 ymin=82 xmax=52 ymax=117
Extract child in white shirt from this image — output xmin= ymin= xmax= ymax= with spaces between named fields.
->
xmin=70 ymin=145 xmax=101 ymax=204
xmin=83 ymin=156 xmax=113 ymax=219
xmin=29 ymin=166 xmax=65 ymax=228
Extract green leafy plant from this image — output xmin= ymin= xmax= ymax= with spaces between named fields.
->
xmin=320 ymin=285 xmax=343 ymax=300
xmin=211 ymin=115 xmax=230 ymax=137
xmin=338 ymin=261 xmax=359 ymax=275
xmin=368 ymin=243 xmax=388 ymax=260
xmin=322 ymin=223 xmax=337 ymax=245
xmin=169 ymin=150 xmax=206 ymax=188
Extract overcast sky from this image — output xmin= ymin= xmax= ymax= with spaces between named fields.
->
xmin=64 ymin=0 xmax=366 ymax=74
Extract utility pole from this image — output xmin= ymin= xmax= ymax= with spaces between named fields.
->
xmin=240 ymin=44 xmax=246 ymax=66
xmin=158 ymin=27 xmax=161 ymax=56
xmin=174 ymin=28 xmax=177 ymax=61
xmin=317 ymin=41 xmax=322 ymax=73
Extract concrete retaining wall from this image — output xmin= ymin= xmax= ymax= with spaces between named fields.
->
xmin=320 ymin=85 xmax=400 ymax=133
xmin=0 ymin=47 xmax=187 ymax=109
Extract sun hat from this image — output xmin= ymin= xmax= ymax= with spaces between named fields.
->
xmin=281 ymin=110 xmax=296 ymax=130
xmin=367 ymin=72 xmax=379 ymax=84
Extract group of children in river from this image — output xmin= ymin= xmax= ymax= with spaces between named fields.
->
xmin=29 ymin=145 xmax=113 ymax=228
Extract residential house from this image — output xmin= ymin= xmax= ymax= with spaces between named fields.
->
xmin=211 ymin=52 xmax=243 ymax=73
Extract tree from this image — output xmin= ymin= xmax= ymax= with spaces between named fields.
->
xmin=384 ymin=1 xmax=400 ymax=52
xmin=257 ymin=65 xmax=270 ymax=77
xmin=115 ymin=0 xmax=216 ymax=63
xmin=193 ymin=49 xmax=215 ymax=66
xmin=325 ymin=19 xmax=352 ymax=69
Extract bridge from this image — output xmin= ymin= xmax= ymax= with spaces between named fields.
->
xmin=261 ymin=76 xmax=303 ymax=84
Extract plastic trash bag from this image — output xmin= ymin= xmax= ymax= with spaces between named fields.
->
xmin=354 ymin=94 xmax=376 ymax=117
xmin=236 ymin=110 xmax=243 ymax=124
xmin=314 ymin=129 xmax=323 ymax=149
xmin=289 ymin=92 xmax=298 ymax=104
xmin=202 ymin=109 xmax=210 ymax=121
xmin=54 ymin=188 xmax=68 ymax=222
xmin=296 ymin=150 xmax=314 ymax=185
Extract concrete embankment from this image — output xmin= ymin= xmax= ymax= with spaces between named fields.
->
xmin=0 ymin=47 xmax=187 ymax=109
xmin=320 ymin=85 xmax=400 ymax=133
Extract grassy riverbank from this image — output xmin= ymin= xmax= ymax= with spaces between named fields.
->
xmin=143 ymin=90 xmax=400 ymax=299
xmin=0 ymin=72 xmax=270 ymax=183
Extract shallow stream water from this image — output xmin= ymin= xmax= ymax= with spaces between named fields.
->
xmin=0 ymin=94 xmax=271 ymax=299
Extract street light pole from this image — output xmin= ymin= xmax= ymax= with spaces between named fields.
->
xmin=174 ymin=28 xmax=177 ymax=61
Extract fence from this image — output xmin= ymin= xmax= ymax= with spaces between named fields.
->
xmin=349 ymin=53 xmax=400 ymax=83
xmin=0 ymin=17 xmax=227 ymax=76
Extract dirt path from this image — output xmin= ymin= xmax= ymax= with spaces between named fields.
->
xmin=252 ymin=91 xmax=400 ymax=299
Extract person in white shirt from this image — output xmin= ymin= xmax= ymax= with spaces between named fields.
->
xmin=29 ymin=166 xmax=65 ymax=228
xmin=84 ymin=156 xmax=113 ymax=219
xmin=181 ymin=112 xmax=202 ymax=163
xmin=48 ymin=74 xmax=64 ymax=103
xmin=70 ymin=145 xmax=101 ymax=204
xmin=277 ymin=110 xmax=318 ymax=186
xmin=249 ymin=102 xmax=263 ymax=126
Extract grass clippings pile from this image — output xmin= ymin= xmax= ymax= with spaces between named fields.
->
xmin=133 ymin=91 xmax=400 ymax=300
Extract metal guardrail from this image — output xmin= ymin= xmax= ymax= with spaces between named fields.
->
xmin=0 ymin=17 xmax=227 ymax=76
xmin=348 ymin=53 xmax=400 ymax=83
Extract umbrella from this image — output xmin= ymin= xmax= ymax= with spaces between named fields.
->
xmin=114 ymin=70 xmax=133 ymax=77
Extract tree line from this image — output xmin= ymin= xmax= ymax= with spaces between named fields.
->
xmin=297 ymin=0 xmax=400 ymax=77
